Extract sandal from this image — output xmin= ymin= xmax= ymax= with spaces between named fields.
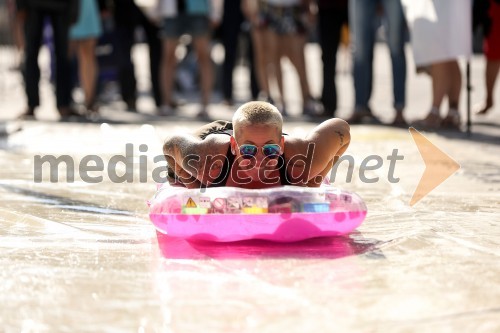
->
xmin=442 ymin=109 xmax=461 ymax=130
xmin=412 ymin=107 xmax=442 ymax=129
xmin=391 ymin=112 xmax=408 ymax=127
xmin=196 ymin=106 xmax=211 ymax=121
xmin=346 ymin=108 xmax=381 ymax=125
xmin=85 ymin=98 xmax=100 ymax=115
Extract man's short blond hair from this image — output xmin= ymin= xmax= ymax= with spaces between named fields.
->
xmin=232 ymin=101 xmax=283 ymax=140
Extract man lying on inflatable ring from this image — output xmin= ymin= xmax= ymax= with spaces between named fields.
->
xmin=163 ymin=101 xmax=350 ymax=189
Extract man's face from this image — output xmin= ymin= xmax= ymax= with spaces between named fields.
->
xmin=231 ymin=124 xmax=284 ymax=184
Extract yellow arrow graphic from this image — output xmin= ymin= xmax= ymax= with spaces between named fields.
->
xmin=409 ymin=128 xmax=461 ymax=206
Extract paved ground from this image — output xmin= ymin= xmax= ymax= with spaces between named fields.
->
xmin=0 ymin=44 xmax=499 ymax=332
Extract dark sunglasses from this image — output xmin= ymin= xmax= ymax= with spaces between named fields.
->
xmin=238 ymin=144 xmax=281 ymax=159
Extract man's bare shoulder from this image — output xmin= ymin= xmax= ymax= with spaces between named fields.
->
xmin=283 ymin=136 xmax=313 ymax=157
xmin=165 ymin=134 xmax=230 ymax=154
xmin=164 ymin=133 xmax=230 ymax=157
xmin=199 ymin=134 xmax=231 ymax=156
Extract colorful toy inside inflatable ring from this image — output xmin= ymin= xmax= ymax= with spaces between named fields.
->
xmin=148 ymin=184 xmax=367 ymax=242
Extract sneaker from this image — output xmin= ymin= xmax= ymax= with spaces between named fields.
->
xmin=346 ymin=108 xmax=381 ymax=124
xmin=266 ymin=96 xmax=275 ymax=106
xmin=258 ymin=92 xmax=275 ymax=106
xmin=320 ymin=108 xmax=336 ymax=119
xmin=17 ymin=107 xmax=36 ymax=120
xmin=0 ymin=122 xmax=22 ymax=137
xmin=411 ymin=108 xmax=442 ymax=129
xmin=59 ymin=107 xmax=89 ymax=123
xmin=280 ymin=106 xmax=289 ymax=117
xmin=85 ymin=101 xmax=100 ymax=117
xmin=158 ymin=105 xmax=176 ymax=116
xmin=125 ymin=99 xmax=137 ymax=113
xmin=441 ymin=109 xmax=461 ymax=130
xmin=196 ymin=107 xmax=211 ymax=121
xmin=303 ymin=98 xmax=323 ymax=117
xmin=391 ymin=112 xmax=408 ymax=127
xmin=169 ymin=99 xmax=185 ymax=108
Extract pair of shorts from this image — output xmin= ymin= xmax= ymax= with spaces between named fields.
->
xmin=252 ymin=1 xmax=271 ymax=29
xmin=161 ymin=14 xmax=210 ymax=39
xmin=265 ymin=4 xmax=308 ymax=35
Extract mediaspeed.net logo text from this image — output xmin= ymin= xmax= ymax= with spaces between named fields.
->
xmin=32 ymin=129 xmax=460 ymax=206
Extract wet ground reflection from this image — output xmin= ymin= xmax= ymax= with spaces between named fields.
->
xmin=1 ymin=122 xmax=500 ymax=332
xmin=0 ymin=183 xmax=133 ymax=216
xmin=156 ymin=231 xmax=384 ymax=260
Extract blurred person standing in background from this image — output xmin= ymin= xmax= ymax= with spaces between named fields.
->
xmin=113 ymin=0 xmax=163 ymax=112
xmin=347 ymin=0 xmax=407 ymax=125
xmin=220 ymin=0 xmax=259 ymax=105
xmin=402 ymin=0 xmax=472 ymax=130
xmin=158 ymin=0 xmax=222 ymax=119
xmin=7 ymin=0 xmax=25 ymax=70
xmin=264 ymin=0 xmax=321 ymax=117
xmin=317 ymin=0 xmax=348 ymax=118
xmin=242 ymin=0 xmax=284 ymax=111
xmin=69 ymin=0 xmax=103 ymax=115
xmin=15 ymin=0 xmax=81 ymax=120
xmin=475 ymin=0 xmax=500 ymax=116
xmin=241 ymin=0 xmax=284 ymax=111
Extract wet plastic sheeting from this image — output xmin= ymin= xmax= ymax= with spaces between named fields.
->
xmin=1 ymin=123 xmax=499 ymax=332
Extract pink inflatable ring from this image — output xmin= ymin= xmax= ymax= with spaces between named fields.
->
xmin=148 ymin=184 xmax=367 ymax=242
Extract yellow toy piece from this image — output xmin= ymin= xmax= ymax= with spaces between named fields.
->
xmin=242 ymin=207 xmax=268 ymax=214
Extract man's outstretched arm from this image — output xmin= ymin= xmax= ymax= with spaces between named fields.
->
xmin=306 ymin=118 xmax=351 ymax=185
xmin=163 ymin=133 xmax=230 ymax=188
xmin=286 ymin=118 xmax=350 ymax=186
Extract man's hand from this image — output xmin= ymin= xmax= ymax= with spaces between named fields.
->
xmin=163 ymin=133 xmax=230 ymax=188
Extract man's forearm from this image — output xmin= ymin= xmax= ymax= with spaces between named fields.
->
xmin=311 ymin=118 xmax=350 ymax=157
xmin=163 ymin=134 xmax=200 ymax=162
xmin=302 ymin=118 xmax=350 ymax=182
xmin=163 ymin=134 xmax=224 ymax=185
